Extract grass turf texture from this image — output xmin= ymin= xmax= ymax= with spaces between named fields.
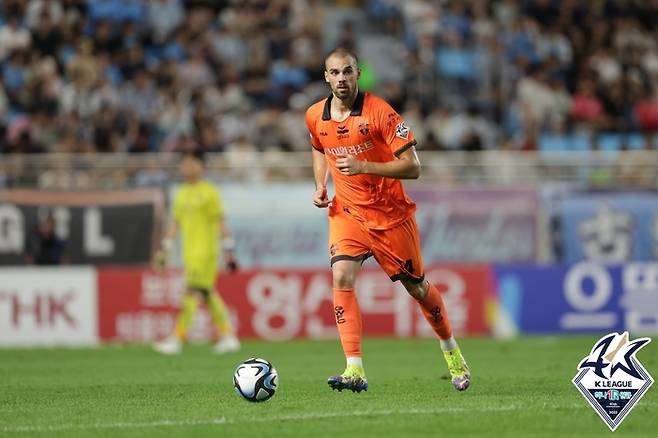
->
xmin=1 ymin=337 xmax=656 ymax=438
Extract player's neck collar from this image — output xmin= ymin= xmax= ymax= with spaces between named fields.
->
xmin=322 ymin=90 xmax=365 ymax=121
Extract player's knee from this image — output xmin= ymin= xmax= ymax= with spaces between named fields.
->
xmin=402 ymin=279 xmax=428 ymax=300
xmin=332 ymin=268 xmax=356 ymax=289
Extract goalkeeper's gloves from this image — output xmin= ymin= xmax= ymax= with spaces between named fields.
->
xmin=223 ymin=237 xmax=238 ymax=272
xmin=225 ymin=251 xmax=238 ymax=272
xmin=153 ymin=238 xmax=173 ymax=271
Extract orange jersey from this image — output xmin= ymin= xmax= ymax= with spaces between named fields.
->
xmin=305 ymin=91 xmax=417 ymax=229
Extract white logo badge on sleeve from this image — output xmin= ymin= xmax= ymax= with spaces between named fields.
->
xmin=395 ymin=122 xmax=410 ymax=140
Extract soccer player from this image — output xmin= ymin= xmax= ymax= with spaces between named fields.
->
xmin=153 ymin=149 xmax=240 ymax=355
xmin=306 ymin=48 xmax=470 ymax=392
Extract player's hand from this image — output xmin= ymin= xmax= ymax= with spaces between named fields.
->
xmin=336 ymin=154 xmax=365 ymax=176
xmin=225 ymin=251 xmax=239 ymax=272
xmin=313 ymin=185 xmax=331 ymax=208
xmin=152 ymin=249 xmax=168 ymax=271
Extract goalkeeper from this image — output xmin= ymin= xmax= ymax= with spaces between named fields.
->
xmin=153 ymin=149 xmax=240 ymax=355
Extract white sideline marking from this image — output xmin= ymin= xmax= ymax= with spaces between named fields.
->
xmin=2 ymin=418 xmax=229 ymax=433
xmin=0 ymin=404 xmax=584 ymax=433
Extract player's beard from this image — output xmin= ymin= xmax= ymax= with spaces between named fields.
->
xmin=333 ymin=82 xmax=356 ymax=102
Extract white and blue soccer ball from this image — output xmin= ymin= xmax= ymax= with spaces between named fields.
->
xmin=233 ymin=358 xmax=278 ymax=402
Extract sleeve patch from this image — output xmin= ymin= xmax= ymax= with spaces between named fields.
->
xmin=395 ymin=122 xmax=410 ymax=140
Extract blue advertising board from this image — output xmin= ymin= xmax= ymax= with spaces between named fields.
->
xmin=559 ymin=192 xmax=658 ymax=263
xmin=495 ymin=262 xmax=658 ymax=335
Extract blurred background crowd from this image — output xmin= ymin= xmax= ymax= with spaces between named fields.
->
xmin=0 ymin=0 xmax=657 ymax=161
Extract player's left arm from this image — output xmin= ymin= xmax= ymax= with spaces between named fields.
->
xmin=336 ymin=99 xmax=420 ymax=179
xmin=214 ymin=188 xmax=238 ymax=272
xmin=335 ymin=147 xmax=420 ymax=179
xmin=220 ymin=217 xmax=238 ymax=272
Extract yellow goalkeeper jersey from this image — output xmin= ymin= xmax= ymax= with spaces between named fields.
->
xmin=173 ymin=180 xmax=224 ymax=267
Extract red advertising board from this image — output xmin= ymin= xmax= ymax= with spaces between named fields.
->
xmin=0 ymin=267 xmax=98 ymax=346
xmin=98 ymin=264 xmax=495 ymax=343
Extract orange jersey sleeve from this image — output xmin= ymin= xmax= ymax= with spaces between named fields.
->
xmin=373 ymin=97 xmax=417 ymax=157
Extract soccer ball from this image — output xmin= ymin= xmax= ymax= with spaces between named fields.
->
xmin=233 ymin=358 xmax=278 ymax=402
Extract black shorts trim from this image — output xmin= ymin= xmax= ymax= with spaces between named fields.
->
xmin=330 ymin=252 xmax=372 ymax=266
xmin=393 ymin=140 xmax=417 ymax=157
xmin=389 ymin=272 xmax=425 ymax=284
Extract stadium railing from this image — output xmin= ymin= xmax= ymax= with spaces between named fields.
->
xmin=0 ymin=150 xmax=656 ymax=189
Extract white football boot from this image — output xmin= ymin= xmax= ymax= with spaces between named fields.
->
xmin=213 ymin=334 xmax=241 ymax=354
xmin=153 ymin=336 xmax=182 ymax=355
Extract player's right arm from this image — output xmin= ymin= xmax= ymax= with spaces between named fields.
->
xmin=153 ymin=220 xmax=178 ymax=270
xmin=162 ymin=219 xmax=179 ymax=249
xmin=306 ymin=105 xmax=331 ymax=208
xmin=312 ymin=148 xmax=331 ymax=208
xmin=154 ymin=191 xmax=182 ymax=270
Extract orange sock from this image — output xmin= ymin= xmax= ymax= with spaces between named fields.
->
xmin=418 ymin=283 xmax=453 ymax=340
xmin=333 ymin=288 xmax=362 ymax=358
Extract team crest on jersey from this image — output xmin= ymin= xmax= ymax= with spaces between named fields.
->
xmin=395 ymin=122 xmax=410 ymax=140
xmin=572 ymin=332 xmax=653 ymax=431
xmin=359 ymin=121 xmax=370 ymax=136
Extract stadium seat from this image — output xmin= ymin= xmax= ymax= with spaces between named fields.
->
xmin=538 ymin=134 xmax=569 ymax=152
xmin=569 ymin=133 xmax=591 ymax=151
xmin=627 ymin=133 xmax=645 ymax=150
xmin=598 ymin=133 xmax=622 ymax=151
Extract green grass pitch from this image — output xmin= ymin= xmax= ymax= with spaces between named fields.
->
xmin=1 ymin=337 xmax=656 ymax=437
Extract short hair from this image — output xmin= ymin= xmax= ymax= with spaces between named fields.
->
xmin=182 ymin=148 xmax=206 ymax=163
xmin=324 ymin=48 xmax=359 ymax=70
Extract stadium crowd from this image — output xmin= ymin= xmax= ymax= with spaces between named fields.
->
xmin=0 ymin=0 xmax=657 ymax=169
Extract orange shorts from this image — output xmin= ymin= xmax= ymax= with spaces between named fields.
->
xmin=328 ymin=211 xmax=425 ymax=283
